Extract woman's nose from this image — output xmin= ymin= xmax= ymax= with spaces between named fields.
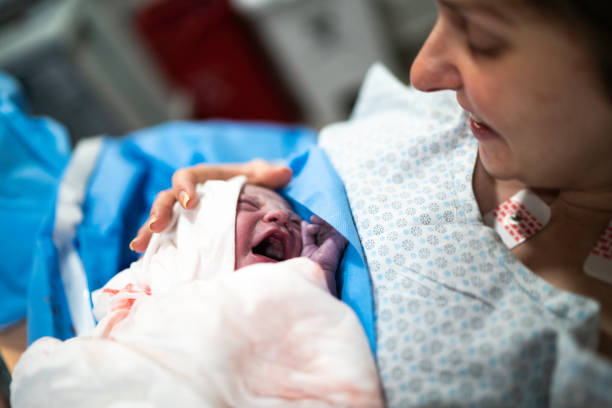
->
xmin=263 ymin=208 xmax=289 ymax=225
xmin=410 ymin=19 xmax=463 ymax=92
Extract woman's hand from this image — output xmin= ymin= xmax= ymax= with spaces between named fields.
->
xmin=300 ymin=215 xmax=348 ymax=296
xmin=130 ymin=159 xmax=292 ymax=252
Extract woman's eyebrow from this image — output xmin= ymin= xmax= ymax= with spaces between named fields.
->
xmin=437 ymin=0 xmax=516 ymax=26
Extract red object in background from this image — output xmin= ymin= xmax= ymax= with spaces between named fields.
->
xmin=134 ymin=0 xmax=297 ymax=122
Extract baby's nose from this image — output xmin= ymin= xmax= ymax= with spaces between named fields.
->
xmin=263 ymin=208 xmax=289 ymax=225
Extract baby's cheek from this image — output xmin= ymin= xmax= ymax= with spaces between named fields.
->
xmin=291 ymin=226 xmax=304 ymax=257
xmin=296 ymin=234 xmax=304 ymax=257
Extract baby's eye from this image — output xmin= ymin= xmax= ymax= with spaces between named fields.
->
xmin=238 ymin=199 xmax=259 ymax=210
xmin=289 ymin=216 xmax=302 ymax=228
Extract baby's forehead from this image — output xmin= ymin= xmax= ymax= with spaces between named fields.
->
xmin=240 ymin=184 xmax=293 ymax=210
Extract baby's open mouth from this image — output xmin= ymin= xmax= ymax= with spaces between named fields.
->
xmin=252 ymin=231 xmax=289 ymax=262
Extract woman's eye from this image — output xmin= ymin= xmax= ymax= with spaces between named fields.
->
xmin=466 ymin=26 xmax=507 ymax=58
xmin=442 ymin=7 xmax=507 ymax=59
xmin=467 ymin=41 xmax=504 ymax=57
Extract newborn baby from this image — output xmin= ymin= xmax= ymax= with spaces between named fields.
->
xmin=11 ymin=177 xmax=382 ymax=408
xmin=236 ymin=184 xmax=346 ymax=295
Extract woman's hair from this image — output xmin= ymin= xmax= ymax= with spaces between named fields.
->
xmin=525 ymin=0 xmax=612 ymax=99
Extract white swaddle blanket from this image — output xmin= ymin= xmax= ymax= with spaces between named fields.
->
xmin=12 ymin=177 xmax=382 ymax=407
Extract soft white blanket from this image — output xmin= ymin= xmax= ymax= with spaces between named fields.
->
xmin=12 ymin=178 xmax=382 ymax=407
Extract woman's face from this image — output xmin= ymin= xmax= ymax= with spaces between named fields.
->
xmin=234 ymin=185 xmax=303 ymax=270
xmin=410 ymin=0 xmax=612 ymax=191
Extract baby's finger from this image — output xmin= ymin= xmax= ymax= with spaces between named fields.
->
xmin=301 ymin=220 xmax=316 ymax=247
xmin=306 ymin=224 xmax=321 ymax=235
xmin=310 ymin=215 xmax=338 ymax=239
xmin=310 ymin=216 xmax=335 ymax=239
xmin=330 ymin=232 xmax=349 ymax=250
xmin=310 ymin=214 xmax=326 ymax=225
xmin=318 ymin=230 xmax=347 ymax=252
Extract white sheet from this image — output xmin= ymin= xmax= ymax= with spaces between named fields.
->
xmin=12 ymin=178 xmax=382 ymax=407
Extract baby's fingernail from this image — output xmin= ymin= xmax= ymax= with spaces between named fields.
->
xmin=179 ymin=191 xmax=190 ymax=208
xmin=129 ymin=238 xmax=138 ymax=251
xmin=147 ymin=216 xmax=158 ymax=232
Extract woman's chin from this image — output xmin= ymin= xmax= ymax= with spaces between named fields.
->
xmin=478 ymin=143 xmax=519 ymax=181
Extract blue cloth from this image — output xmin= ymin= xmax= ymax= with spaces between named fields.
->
xmin=0 ymin=70 xmax=375 ymax=353
xmin=283 ymin=147 xmax=375 ymax=352
xmin=0 ymin=72 xmax=70 ymax=330
xmin=19 ymin=121 xmax=376 ymax=353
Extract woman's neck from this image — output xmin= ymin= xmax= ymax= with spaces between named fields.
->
xmin=474 ymin=157 xmax=612 ymax=229
xmin=557 ymin=188 xmax=612 ymax=217
xmin=473 ymin=157 xmax=611 ymax=272
xmin=473 ymin=155 xmax=612 ymax=359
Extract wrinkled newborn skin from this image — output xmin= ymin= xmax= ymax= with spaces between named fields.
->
xmin=235 ymin=185 xmax=303 ymax=270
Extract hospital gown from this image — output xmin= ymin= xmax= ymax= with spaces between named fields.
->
xmin=320 ymin=64 xmax=612 ymax=407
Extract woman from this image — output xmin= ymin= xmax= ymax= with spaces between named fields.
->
xmin=131 ymin=1 xmax=612 ymax=406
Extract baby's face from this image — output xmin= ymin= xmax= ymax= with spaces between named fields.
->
xmin=235 ymin=185 xmax=303 ymax=270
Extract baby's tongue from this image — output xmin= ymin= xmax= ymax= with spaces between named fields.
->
xmin=254 ymin=235 xmax=285 ymax=261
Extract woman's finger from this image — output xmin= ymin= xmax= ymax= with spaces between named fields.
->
xmin=134 ymin=159 xmax=293 ymax=253
xmin=129 ymin=223 xmax=152 ymax=253
xmin=172 ymin=167 xmax=200 ymax=209
xmin=171 ymin=160 xmax=292 ymax=210
xmin=130 ymin=189 xmax=177 ymax=252
xmin=242 ymin=159 xmax=293 ymax=189
xmin=148 ymin=189 xmax=178 ymax=232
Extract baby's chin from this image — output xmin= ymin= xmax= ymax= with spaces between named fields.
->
xmin=239 ymin=253 xmax=280 ymax=269
xmin=235 ymin=249 xmax=301 ymax=271
xmin=235 ymin=233 xmax=303 ymax=271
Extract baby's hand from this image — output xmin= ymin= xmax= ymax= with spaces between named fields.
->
xmin=300 ymin=215 xmax=348 ymax=296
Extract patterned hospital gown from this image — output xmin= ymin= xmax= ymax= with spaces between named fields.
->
xmin=320 ymin=64 xmax=612 ymax=407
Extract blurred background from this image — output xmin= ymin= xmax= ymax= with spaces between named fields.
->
xmin=0 ymin=0 xmax=436 ymax=145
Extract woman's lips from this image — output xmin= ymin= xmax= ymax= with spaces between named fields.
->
xmin=469 ymin=114 xmax=501 ymax=141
